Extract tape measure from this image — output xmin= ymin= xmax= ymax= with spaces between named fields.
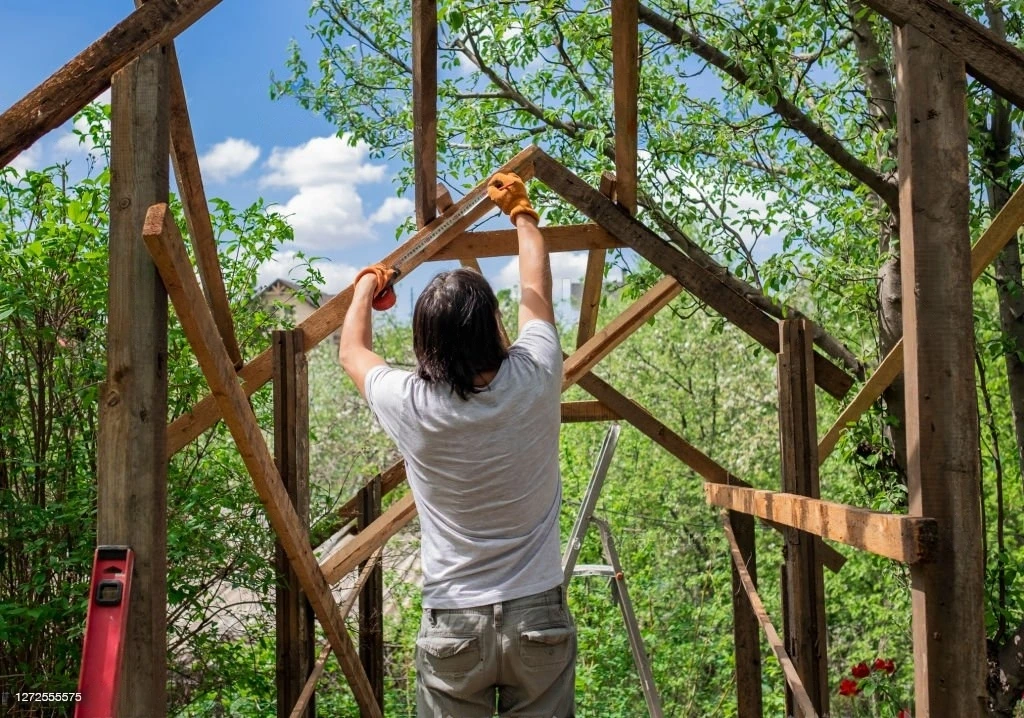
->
xmin=390 ymin=184 xmax=493 ymax=274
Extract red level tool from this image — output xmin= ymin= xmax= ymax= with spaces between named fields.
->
xmin=75 ymin=546 xmax=133 ymax=718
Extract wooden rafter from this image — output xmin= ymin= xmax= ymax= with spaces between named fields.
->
xmin=0 ymin=0 xmax=223 ymax=168
xmin=561 ymin=400 xmax=619 ymax=422
xmin=531 ymin=151 xmax=855 ymax=399
xmin=862 ymin=0 xmax=1024 ymax=109
xmin=165 ymin=146 xmax=541 ymax=457
xmin=142 ymin=204 xmax=380 ymax=717
xmin=412 ymin=0 xmax=438 ymax=227
xmin=611 ymin=0 xmax=639 ymax=214
xmin=430 ymin=224 xmax=622 ymax=261
xmin=721 ymin=514 xmax=819 ymax=718
xmin=818 ymin=174 xmax=1024 ymax=463
xmin=321 ymin=493 xmax=417 ymax=585
xmin=706 ymin=484 xmax=936 ymax=564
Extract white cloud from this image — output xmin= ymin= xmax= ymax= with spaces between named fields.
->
xmin=95 ymin=88 xmax=112 ymax=105
xmin=369 ymin=197 xmax=413 ymax=225
xmin=8 ymin=144 xmax=42 ymax=172
xmin=199 ymin=138 xmax=260 ymax=182
xmin=262 ymin=136 xmax=386 ymax=189
xmin=257 ymin=251 xmax=359 ymax=295
xmin=258 ymin=134 xmax=406 ymax=253
xmin=55 ymin=115 xmax=106 ymax=158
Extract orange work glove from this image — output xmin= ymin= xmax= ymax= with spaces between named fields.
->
xmin=354 ymin=263 xmax=399 ymax=311
xmin=487 ymin=172 xmax=540 ymax=225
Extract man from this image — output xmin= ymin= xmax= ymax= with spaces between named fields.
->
xmin=339 ymin=172 xmax=575 ymax=717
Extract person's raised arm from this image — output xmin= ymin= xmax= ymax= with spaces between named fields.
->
xmin=487 ymin=173 xmax=553 ymax=326
xmin=339 ymin=265 xmax=394 ymax=397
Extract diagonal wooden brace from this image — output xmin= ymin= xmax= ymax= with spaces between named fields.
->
xmin=142 ymin=204 xmax=381 ymax=718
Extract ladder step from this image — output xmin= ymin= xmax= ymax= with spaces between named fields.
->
xmin=573 ymin=564 xmax=615 ymax=577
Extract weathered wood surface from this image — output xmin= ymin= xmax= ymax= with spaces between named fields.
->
xmin=612 ymin=0 xmax=639 ymax=213
xmin=562 ymin=276 xmax=682 ymax=389
xmin=97 ymin=51 xmax=169 ymax=718
xmin=143 ymin=204 xmax=380 ymax=717
xmin=320 ymin=493 xmax=418 ymax=585
xmin=721 ymin=514 xmax=818 ymax=718
xmin=576 ymin=248 xmax=608 ymax=347
xmin=706 ymin=484 xmax=937 ymax=564
xmin=895 ymin=26 xmax=987 ymax=716
xmin=777 ymin=320 xmax=828 ymax=717
xmin=729 ymin=511 xmax=763 ymax=717
xmin=862 ymin=0 xmax=1024 ymax=109
xmin=166 ymin=146 xmax=541 ymax=456
xmin=0 ymin=0 xmax=223 ymax=168
xmin=412 ymin=0 xmax=437 ymax=226
xmin=429 ymin=224 xmax=623 ymax=260
xmin=532 ymin=152 xmax=854 ymax=399
xmin=561 ymin=401 xmax=620 ymax=423
xmin=358 ymin=477 xmax=384 ymax=716
xmin=273 ymin=330 xmax=314 ymax=718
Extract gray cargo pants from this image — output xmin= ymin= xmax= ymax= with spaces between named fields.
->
xmin=415 ymin=586 xmax=576 ymax=717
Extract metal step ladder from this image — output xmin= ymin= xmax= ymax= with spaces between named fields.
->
xmin=562 ymin=425 xmax=664 ymax=718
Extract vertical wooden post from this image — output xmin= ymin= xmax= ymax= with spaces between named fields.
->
xmin=611 ymin=0 xmax=638 ymax=215
xmin=97 ymin=47 xmax=169 ymax=717
xmin=412 ymin=0 xmax=438 ymax=227
xmin=274 ymin=330 xmax=315 ymax=718
xmin=729 ymin=511 xmax=763 ymax=717
xmin=895 ymin=25 xmax=987 ymax=717
xmin=777 ymin=319 xmax=828 ymax=717
xmin=359 ymin=476 xmax=384 ymax=715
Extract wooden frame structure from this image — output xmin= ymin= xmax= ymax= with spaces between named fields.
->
xmin=4 ymin=0 xmax=1024 ymax=713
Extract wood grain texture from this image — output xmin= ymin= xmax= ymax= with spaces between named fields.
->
xmin=143 ymin=205 xmax=380 ymax=717
xmin=575 ymin=249 xmax=607 ymax=347
xmin=97 ymin=51 xmax=169 ymax=718
xmin=706 ymin=484 xmax=937 ymax=564
xmin=728 ymin=511 xmax=764 ymax=717
xmin=320 ymin=493 xmax=418 ymax=585
xmin=560 ymin=400 xmax=620 ymax=423
xmin=412 ymin=0 xmax=438 ymax=226
xmin=429 ymin=224 xmax=623 ymax=260
xmin=0 ymin=0 xmax=222 ymax=168
xmin=611 ymin=0 xmax=639 ymax=213
xmin=166 ymin=145 xmax=540 ymax=456
xmin=358 ymin=478 xmax=384 ymax=715
xmin=531 ymin=152 xmax=853 ymax=399
xmin=895 ymin=27 xmax=987 ymax=716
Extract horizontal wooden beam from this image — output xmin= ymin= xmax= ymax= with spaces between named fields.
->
xmin=320 ymin=493 xmax=417 ymax=585
xmin=429 ymin=224 xmax=623 ymax=261
xmin=721 ymin=513 xmax=818 ymax=718
xmin=818 ymin=176 xmax=1024 ymax=463
xmin=561 ymin=400 xmax=620 ymax=423
xmin=532 ymin=151 xmax=854 ymax=399
xmin=706 ymin=483 xmax=936 ymax=564
xmin=860 ymin=0 xmax=1024 ymax=109
xmin=0 ymin=0 xmax=223 ymax=168
xmin=563 ymin=275 xmax=682 ymax=389
xmin=166 ymin=145 xmax=541 ymax=456
xmin=143 ymin=204 xmax=380 ymax=716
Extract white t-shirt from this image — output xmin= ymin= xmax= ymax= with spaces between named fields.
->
xmin=364 ymin=319 xmax=563 ymax=609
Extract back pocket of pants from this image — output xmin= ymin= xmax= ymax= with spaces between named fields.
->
xmin=519 ymin=626 xmax=574 ymax=668
xmin=416 ymin=635 xmax=481 ymax=676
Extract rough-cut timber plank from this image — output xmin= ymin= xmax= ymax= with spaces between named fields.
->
xmin=97 ymin=52 xmax=169 ymax=718
xmin=706 ymin=484 xmax=936 ymax=564
xmin=290 ymin=549 xmax=382 ymax=718
xmin=611 ymin=0 xmax=639 ymax=213
xmin=818 ymin=177 xmax=1024 ymax=464
xmin=563 ymin=276 xmax=682 ymax=388
xmin=166 ymin=45 xmax=241 ymax=368
xmin=777 ymin=320 xmax=828 ymax=718
xmin=166 ymin=146 xmax=540 ymax=456
xmin=576 ymin=249 xmax=607 ymax=348
xmin=143 ymin=204 xmax=380 ymax=717
xmin=861 ymin=0 xmax=1024 ymax=109
xmin=729 ymin=511 xmax=763 ymax=717
xmin=412 ymin=0 xmax=437 ymax=226
xmin=358 ymin=477 xmax=384 ymax=716
xmin=895 ymin=26 xmax=986 ymax=715
xmin=321 ymin=493 xmax=417 ymax=585
xmin=435 ymin=183 xmax=454 ymax=214
xmin=561 ymin=401 xmax=620 ymax=423
xmin=273 ymin=330 xmax=314 ymax=718
xmin=721 ymin=514 xmax=818 ymax=718
xmin=0 ymin=0 xmax=223 ymax=168
xmin=532 ymin=152 xmax=854 ymax=399
xmin=430 ymin=224 xmax=623 ymax=260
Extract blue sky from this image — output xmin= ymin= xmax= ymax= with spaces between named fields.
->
xmin=1 ymin=0 xmax=582 ymax=318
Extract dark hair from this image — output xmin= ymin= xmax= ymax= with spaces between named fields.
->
xmin=413 ymin=268 xmax=508 ymax=400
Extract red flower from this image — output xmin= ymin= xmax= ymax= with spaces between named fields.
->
xmin=897 ymin=710 xmax=911 ymax=718
xmin=874 ymin=658 xmax=887 ymax=672
xmin=881 ymin=659 xmax=896 ymax=674
xmin=852 ymin=662 xmax=871 ymax=678
xmin=839 ymin=678 xmax=861 ymax=696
